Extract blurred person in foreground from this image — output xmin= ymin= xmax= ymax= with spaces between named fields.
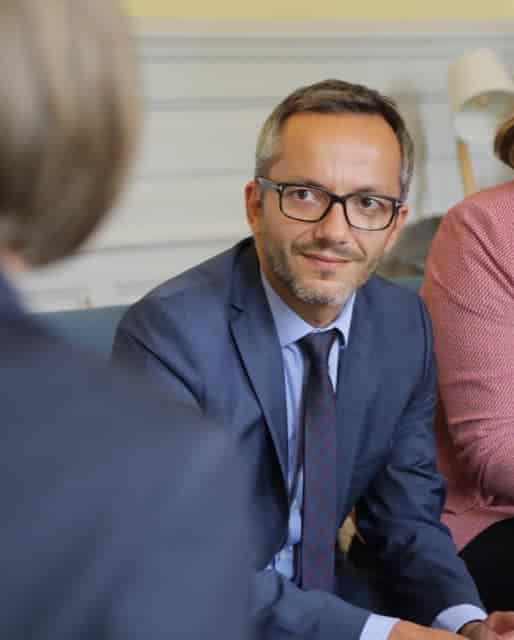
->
xmin=0 ymin=1 xmax=251 ymax=639
xmin=422 ymin=114 xmax=514 ymax=612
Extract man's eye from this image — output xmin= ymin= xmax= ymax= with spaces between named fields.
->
xmin=360 ymin=196 xmax=377 ymax=208
xmin=289 ymin=188 xmax=321 ymax=203
xmin=292 ymin=189 xmax=313 ymax=200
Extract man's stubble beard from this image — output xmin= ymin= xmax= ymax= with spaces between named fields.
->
xmin=260 ymin=227 xmax=381 ymax=308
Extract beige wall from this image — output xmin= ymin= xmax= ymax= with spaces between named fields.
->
xmin=124 ymin=0 xmax=514 ymax=20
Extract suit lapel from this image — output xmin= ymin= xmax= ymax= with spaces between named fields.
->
xmin=335 ymin=285 xmax=380 ymax=513
xmin=229 ymin=244 xmax=289 ymax=486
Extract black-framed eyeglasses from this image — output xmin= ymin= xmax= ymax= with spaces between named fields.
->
xmin=256 ymin=177 xmax=403 ymax=231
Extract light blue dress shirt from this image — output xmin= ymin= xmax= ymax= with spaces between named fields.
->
xmin=261 ymin=273 xmax=486 ymax=639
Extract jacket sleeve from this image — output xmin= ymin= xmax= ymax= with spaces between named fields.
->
xmin=422 ymin=198 xmax=514 ymax=503
xmin=112 ymin=298 xmax=374 ymax=640
xmin=253 ymin=568 xmax=370 ymax=640
xmin=355 ymin=298 xmax=483 ymax=625
xmin=112 ymin=299 xmax=204 ymax=409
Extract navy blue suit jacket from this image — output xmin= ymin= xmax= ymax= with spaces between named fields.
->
xmin=0 ymin=274 xmax=251 ymax=640
xmin=113 ymin=238 xmax=482 ymax=640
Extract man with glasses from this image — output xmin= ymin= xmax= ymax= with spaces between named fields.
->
xmin=113 ymin=80 xmax=512 ymax=639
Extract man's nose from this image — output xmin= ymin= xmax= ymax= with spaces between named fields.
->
xmin=314 ymin=200 xmax=352 ymax=240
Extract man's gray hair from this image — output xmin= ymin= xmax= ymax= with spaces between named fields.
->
xmin=255 ymin=79 xmax=414 ymax=201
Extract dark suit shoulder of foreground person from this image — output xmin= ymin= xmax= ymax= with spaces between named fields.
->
xmin=0 ymin=275 xmax=251 ymax=640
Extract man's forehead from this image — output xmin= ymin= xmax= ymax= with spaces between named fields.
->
xmin=278 ymin=113 xmax=401 ymax=171
xmin=279 ymin=111 xmax=398 ymax=145
xmin=271 ymin=112 xmax=402 ymax=189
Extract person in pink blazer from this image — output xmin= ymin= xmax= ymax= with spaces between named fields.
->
xmin=422 ymin=115 xmax=514 ymax=612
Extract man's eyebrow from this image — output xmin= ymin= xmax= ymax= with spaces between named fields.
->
xmin=348 ymin=186 xmax=395 ymax=195
xmin=281 ymin=177 xmax=327 ymax=189
xmin=282 ymin=178 xmax=395 ymax=196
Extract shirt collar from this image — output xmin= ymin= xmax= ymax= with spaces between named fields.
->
xmin=261 ymin=271 xmax=355 ymax=348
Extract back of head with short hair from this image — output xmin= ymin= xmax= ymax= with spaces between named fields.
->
xmin=255 ymin=79 xmax=414 ymax=201
xmin=0 ymin=0 xmax=140 ymax=266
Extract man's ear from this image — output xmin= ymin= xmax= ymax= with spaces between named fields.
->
xmin=245 ymin=180 xmax=262 ymax=232
xmin=384 ymin=203 xmax=409 ymax=254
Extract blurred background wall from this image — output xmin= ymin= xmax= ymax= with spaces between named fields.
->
xmin=123 ymin=0 xmax=514 ymax=20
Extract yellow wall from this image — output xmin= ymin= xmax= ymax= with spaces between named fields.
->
xmin=124 ymin=0 xmax=514 ymax=20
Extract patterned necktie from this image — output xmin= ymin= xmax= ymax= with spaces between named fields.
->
xmin=299 ymin=330 xmax=338 ymax=591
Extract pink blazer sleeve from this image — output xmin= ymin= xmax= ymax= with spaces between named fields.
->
xmin=422 ymin=183 xmax=514 ymax=504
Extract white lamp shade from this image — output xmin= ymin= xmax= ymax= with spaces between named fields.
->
xmin=448 ymin=48 xmax=514 ymax=144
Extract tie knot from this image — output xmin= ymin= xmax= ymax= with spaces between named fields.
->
xmin=299 ymin=329 xmax=339 ymax=371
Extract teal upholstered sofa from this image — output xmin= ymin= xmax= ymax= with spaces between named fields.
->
xmin=38 ymin=304 xmax=128 ymax=355
xmin=36 ymin=276 xmax=423 ymax=357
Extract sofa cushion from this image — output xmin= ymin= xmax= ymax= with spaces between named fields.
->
xmin=38 ymin=305 xmax=127 ymax=355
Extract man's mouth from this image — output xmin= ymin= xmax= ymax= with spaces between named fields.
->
xmin=302 ymin=252 xmax=352 ymax=265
